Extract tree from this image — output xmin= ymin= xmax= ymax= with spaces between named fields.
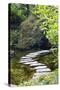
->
xmin=32 ymin=5 xmax=58 ymax=45
xmin=10 ymin=4 xmax=31 ymax=29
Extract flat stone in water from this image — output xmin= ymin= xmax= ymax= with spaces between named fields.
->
xmin=30 ymin=52 xmax=38 ymax=55
xmin=36 ymin=68 xmax=51 ymax=73
xmin=26 ymin=52 xmax=40 ymax=58
xmin=30 ymin=63 xmax=44 ymax=67
xmin=31 ymin=61 xmax=38 ymax=63
xmin=22 ymin=61 xmax=38 ymax=65
xmin=22 ymin=62 xmax=31 ymax=65
xmin=20 ymin=59 xmax=33 ymax=62
xmin=19 ymin=60 xmax=31 ymax=63
xmin=21 ymin=58 xmax=32 ymax=60
xmin=33 ymin=66 xmax=47 ymax=69
xmin=28 ymin=50 xmax=50 ymax=57
xmin=21 ymin=56 xmax=31 ymax=59
xmin=36 ymin=50 xmax=50 ymax=54
xmin=26 ymin=55 xmax=37 ymax=58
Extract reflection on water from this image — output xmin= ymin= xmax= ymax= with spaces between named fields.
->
xmin=10 ymin=50 xmax=36 ymax=85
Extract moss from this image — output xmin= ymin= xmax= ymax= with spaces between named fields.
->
xmin=17 ymin=15 xmax=43 ymax=49
xmin=19 ymin=69 xmax=58 ymax=86
xmin=10 ymin=68 xmax=34 ymax=85
xmin=37 ymin=49 xmax=58 ymax=70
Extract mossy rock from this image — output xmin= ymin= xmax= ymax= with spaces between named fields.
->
xmin=17 ymin=15 xmax=43 ymax=49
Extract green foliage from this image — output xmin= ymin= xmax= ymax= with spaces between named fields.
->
xmin=38 ymin=69 xmax=58 ymax=85
xmin=10 ymin=49 xmax=58 ymax=86
xmin=10 ymin=51 xmax=35 ymax=85
xmin=19 ymin=69 xmax=58 ymax=86
xmin=17 ymin=5 xmax=58 ymax=49
xmin=10 ymin=68 xmax=34 ymax=85
xmin=9 ymin=4 xmax=58 ymax=86
xmin=10 ymin=4 xmax=30 ymax=29
xmin=10 ymin=4 xmax=58 ymax=48
xmin=17 ymin=15 xmax=37 ymax=49
xmin=38 ymin=48 xmax=58 ymax=70
xmin=32 ymin=5 xmax=58 ymax=45
xmin=10 ymin=30 xmax=20 ymax=46
xmin=17 ymin=15 xmax=46 ymax=49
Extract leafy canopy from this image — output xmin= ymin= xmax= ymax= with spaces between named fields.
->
xmin=32 ymin=5 xmax=58 ymax=45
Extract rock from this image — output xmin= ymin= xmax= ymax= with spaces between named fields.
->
xmin=33 ymin=66 xmax=47 ymax=69
xmin=19 ymin=49 xmax=53 ymax=80
xmin=36 ymin=68 xmax=51 ymax=73
xmin=21 ymin=56 xmax=31 ymax=59
xmin=30 ymin=63 xmax=44 ymax=67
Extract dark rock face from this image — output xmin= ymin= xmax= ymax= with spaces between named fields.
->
xmin=39 ymin=36 xmax=51 ymax=50
xmin=29 ymin=43 xmax=39 ymax=50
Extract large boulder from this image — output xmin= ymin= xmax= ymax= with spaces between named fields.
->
xmin=17 ymin=15 xmax=44 ymax=49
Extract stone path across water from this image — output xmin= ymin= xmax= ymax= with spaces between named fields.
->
xmin=19 ymin=49 xmax=56 ymax=79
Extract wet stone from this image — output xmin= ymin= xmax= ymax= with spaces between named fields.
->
xmin=33 ymin=66 xmax=47 ymax=69
xmin=30 ymin=63 xmax=45 ymax=67
xmin=19 ymin=50 xmax=52 ymax=80
xmin=36 ymin=68 xmax=51 ymax=73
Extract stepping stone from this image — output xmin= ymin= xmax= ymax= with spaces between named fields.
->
xmin=26 ymin=55 xmax=36 ymax=58
xmin=29 ymin=53 xmax=38 ymax=56
xmin=19 ymin=49 xmax=56 ymax=80
xmin=21 ymin=58 xmax=33 ymax=61
xmin=21 ymin=56 xmax=31 ymax=59
xmin=31 ymin=61 xmax=38 ymax=63
xmin=30 ymin=63 xmax=44 ymax=67
xmin=26 ymin=52 xmax=39 ymax=58
xmin=20 ymin=59 xmax=33 ymax=62
xmin=33 ymin=66 xmax=47 ymax=69
xmin=36 ymin=68 xmax=51 ymax=73
xmin=22 ymin=62 xmax=31 ymax=65
xmin=37 ymin=50 xmax=50 ymax=54
xmin=22 ymin=61 xmax=38 ymax=65
xmin=20 ymin=60 xmax=34 ymax=64
xmin=21 ymin=57 xmax=32 ymax=60
xmin=19 ymin=60 xmax=30 ymax=63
